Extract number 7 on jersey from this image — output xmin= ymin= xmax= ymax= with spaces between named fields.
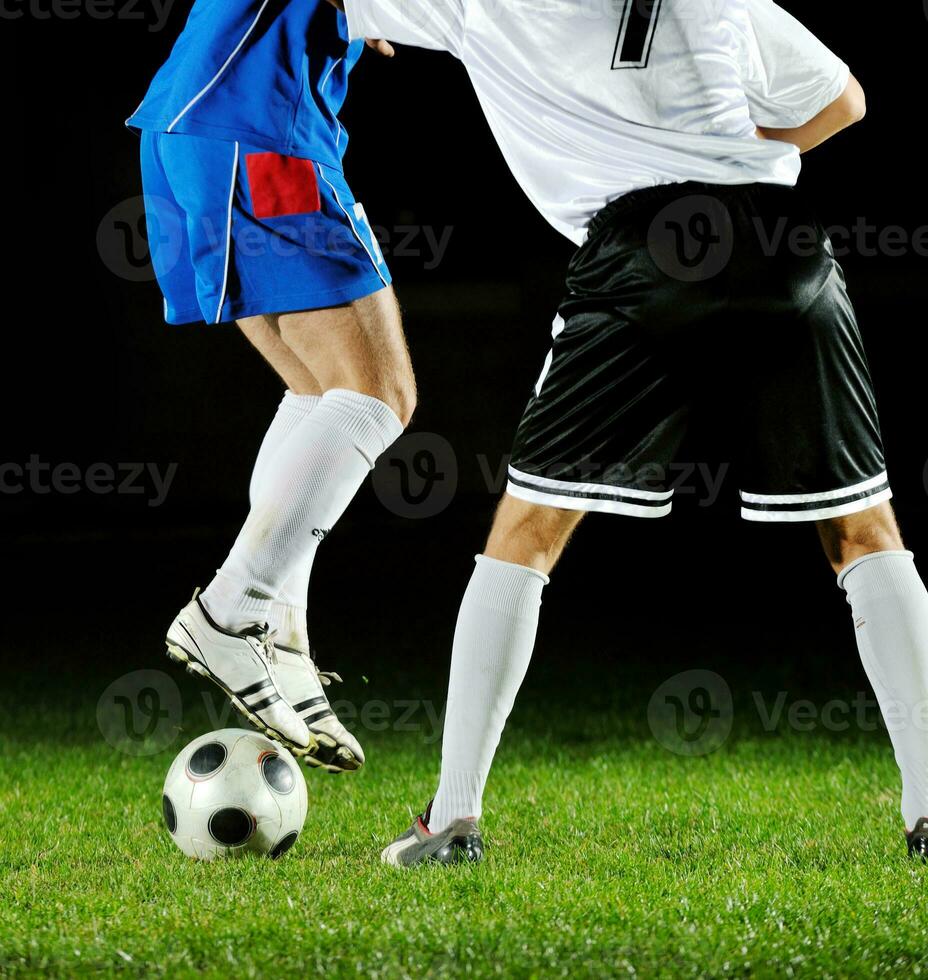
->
xmin=612 ymin=0 xmax=662 ymax=69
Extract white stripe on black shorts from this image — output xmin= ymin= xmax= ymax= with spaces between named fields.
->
xmin=739 ymin=472 xmax=892 ymax=523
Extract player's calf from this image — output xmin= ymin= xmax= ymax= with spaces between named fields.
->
xmin=410 ymin=496 xmax=575 ymax=838
xmin=828 ymin=504 xmax=928 ymax=855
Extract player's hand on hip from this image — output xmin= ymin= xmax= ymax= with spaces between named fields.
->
xmin=321 ymin=0 xmax=392 ymax=55
xmin=366 ymin=38 xmax=395 ymax=57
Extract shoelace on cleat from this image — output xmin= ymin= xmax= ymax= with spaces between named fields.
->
xmin=260 ymin=629 xmax=280 ymax=676
xmin=266 ymin=630 xmax=278 ymax=655
xmin=242 ymin=624 xmax=281 ymax=674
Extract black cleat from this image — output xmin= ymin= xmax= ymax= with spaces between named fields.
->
xmin=907 ymin=817 xmax=928 ymax=861
xmin=381 ymin=801 xmax=484 ymax=867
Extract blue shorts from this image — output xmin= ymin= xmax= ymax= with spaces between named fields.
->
xmin=139 ymin=131 xmax=391 ymax=324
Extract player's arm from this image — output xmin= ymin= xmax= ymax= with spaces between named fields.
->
xmin=743 ymin=0 xmax=858 ymax=153
xmin=755 ymin=74 xmax=866 ymax=153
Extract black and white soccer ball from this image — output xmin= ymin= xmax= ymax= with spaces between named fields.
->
xmin=162 ymin=729 xmax=307 ymax=861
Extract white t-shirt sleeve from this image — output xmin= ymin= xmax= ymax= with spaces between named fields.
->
xmin=344 ymin=0 xmax=465 ymax=58
xmin=743 ymin=0 xmax=851 ymax=129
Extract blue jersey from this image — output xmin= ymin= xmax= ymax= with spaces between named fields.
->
xmin=127 ymin=0 xmax=363 ymax=169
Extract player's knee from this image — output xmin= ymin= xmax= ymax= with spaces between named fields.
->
xmin=373 ymin=373 xmax=416 ymax=427
xmin=394 ymin=377 xmax=417 ymax=428
xmin=317 ymin=358 xmax=416 ymax=426
xmin=818 ymin=503 xmax=904 ymax=571
xmin=386 ymin=391 xmax=416 ymax=428
xmin=485 ymin=494 xmax=583 ymax=574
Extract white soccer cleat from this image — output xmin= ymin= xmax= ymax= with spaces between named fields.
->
xmin=274 ymin=644 xmax=366 ymax=773
xmin=165 ymin=592 xmax=312 ymax=753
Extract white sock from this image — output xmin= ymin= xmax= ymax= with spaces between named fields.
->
xmin=839 ymin=550 xmax=928 ymax=830
xmin=246 ymin=391 xmax=321 ymax=652
xmin=201 ymin=388 xmax=403 ymax=631
xmin=428 ymin=555 xmax=549 ymax=832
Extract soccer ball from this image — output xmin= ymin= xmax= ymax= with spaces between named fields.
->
xmin=162 ymin=729 xmax=307 ymax=861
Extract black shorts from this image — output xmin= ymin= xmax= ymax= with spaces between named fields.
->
xmin=508 ymin=182 xmax=890 ymax=522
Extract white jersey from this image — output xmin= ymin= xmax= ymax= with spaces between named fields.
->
xmin=345 ymin=0 xmax=849 ymax=244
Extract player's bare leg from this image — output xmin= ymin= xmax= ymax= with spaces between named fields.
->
xmin=382 ymin=494 xmax=581 ymax=866
xmin=818 ymin=501 xmax=904 ymax=574
xmin=237 ymin=313 xmax=323 ymax=398
xmin=484 ymin=493 xmax=586 ymax=574
xmin=169 ymin=287 xmax=414 ymax=770
xmin=276 ymin=287 xmax=415 ymax=421
xmin=819 ymin=501 xmax=928 ymax=858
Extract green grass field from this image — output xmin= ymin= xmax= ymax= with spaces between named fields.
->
xmin=3 ymin=664 xmax=926 ymax=978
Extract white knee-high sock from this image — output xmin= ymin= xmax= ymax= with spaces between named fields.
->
xmin=248 ymin=392 xmax=321 ymax=505
xmin=839 ymin=550 xmax=928 ymax=829
xmin=428 ymin=555 xmax=549 ymax=832
xmin=247 ymin=392 xmax=321 ymax=652
xmin=201 ymin=388 xmax=402 ymax=631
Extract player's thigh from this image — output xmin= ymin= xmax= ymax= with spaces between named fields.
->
xmin=276 ymin=286 xmax=415 ymax=421
xmin=484 ymin=493 xmax=586 ymax=574
xmin=237 ymin=314 xmax=322 ymax=395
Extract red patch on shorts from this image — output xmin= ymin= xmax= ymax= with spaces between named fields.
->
xmin=245 ymin=152 xmax=320 ymax=219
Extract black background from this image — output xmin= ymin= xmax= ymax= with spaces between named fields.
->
xmin=3 ymin=2 xmax=927 ymax=708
